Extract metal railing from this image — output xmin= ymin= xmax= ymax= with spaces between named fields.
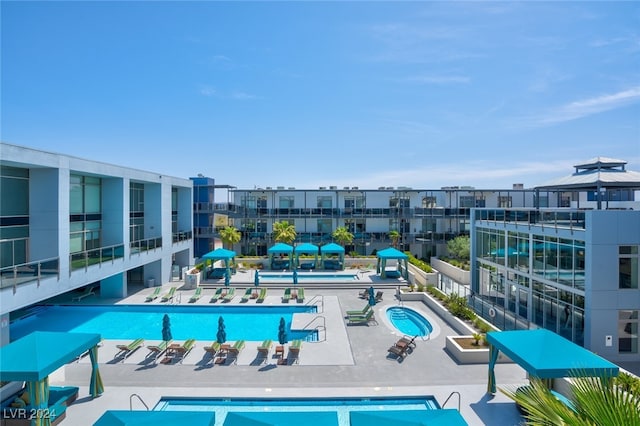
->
xmin=300 ymin=315 xmax=326 ymax=342
xmin=70 ymin=244 xmax=125 ymax=272
xmin=129 ymin=237 xmax=162 ymax=255
xmin=305 ymin=294 xmax=324 ymax=313
xmin=442 ymin=391 xmax=461 ymax=411
xmin=129 ymin=393 xmax=149 ymax=411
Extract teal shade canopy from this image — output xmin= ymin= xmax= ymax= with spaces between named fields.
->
xmin=223 ymin=411 xmax=338 ymax=426
xmin=294 ymin=243 xmax=319 ymax=254
xmin=267 ymin=243 xmax=294 ymax=254
xmin=376 ymin=247 xmax=408 ymax=259
xmin=349 ymin=409 xmax=468 ymax=426
xmin=202 ymin=248 xmax=236 ymax=260
xmin=320 ymin=243 xmax=345 ymax=253
xmin=94 ymin=410 xmax=215 ymax=426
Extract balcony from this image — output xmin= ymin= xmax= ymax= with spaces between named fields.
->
xmin=0 ymin=257 xmax=60 ymax=290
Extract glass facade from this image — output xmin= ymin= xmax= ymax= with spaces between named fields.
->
xmin=619 ymin=310 xmax=638 ymax=353
xmin=130 ymin=182 xmax=144 ymax=242
xmin=619 ymin=246 xmax=639 ymax=289
xmin=0 ymin=166 xmax=29 ymax=268
xmin=69 ymin=174 xmax=102 ymax=254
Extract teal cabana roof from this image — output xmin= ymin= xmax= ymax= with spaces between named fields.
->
xmin=487 ymin=329 xmax=619 ymax=379
xmin=268 ymin=243 xmax=294 ymax=254
xmin=224 ymin=411 xmax=339 ymax=426
xmin=202 ymin=248 xmax=236 ymax=260
xmin=0 ymin=331 xmax=101 ymax=381
xmin=94 ymin=410 xmax=215 ymax=425
xmin=294 ymin=243 xmax=319 ymax=254
xmin=320 ymin=243 xmax=345 ymax=253
xmin=376 ymin=247 xmax=408 ymax=259
xmin=350 ymin=409 xmax=468 ymax=426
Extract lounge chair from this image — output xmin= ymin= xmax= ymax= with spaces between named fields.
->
xmin=257 ymin=339 xmax=272 ymax=364
xmin=358 ymin=289 xmax=369 ymax=299
xmin=209 ymin=288 xmax=224 ymax=303
xmin=296 ymin=287 xmax=305 ymax=303
xmin=282 ymin=288 xmax=291 ymax=303
xmin=189 ymin=287 xmax=202 ymax=303
xmin=387 ymin=344 xmax=409 ymax=361
xmin=72 ymin=286 xmax=95 ymax=302
xmin=346 ymin=304 xmax=371 ymax=316
xmin=228 ymin=340 xmax=245 ymax=364
xmin=223 ymin=287 xmax=235 ymax=302
xmin=375 ymin=291 xmax=384 ymax=302
xmin=289 ymin=339 xmax=302 ymax=364
xmin=347 ymin=309 xmax=377 ymax=325
xmin=146 ymin=340 xmax=172 ymax=362
xmin=115 ymin=338 xmax=144 ymax=361
xmin=256 ymin=287 xmax=267 ymax=303
xmin=240 ymin=288 xmax=253 ymax=302
xmin=171 ymin=339 xmax=196 ymax=363
xmin=395 ymin=335 xmax=417 ymax=350
xmin=203 ymin=342 xmax=221 ymax=356
xmin=145 ymin=287 xmax=161 ymax=302
xmin=161 ymin=287 xmax=176 ymax=302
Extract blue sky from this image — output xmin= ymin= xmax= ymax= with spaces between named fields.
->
xmin=2 ymin=1 xmax=639 ymax=190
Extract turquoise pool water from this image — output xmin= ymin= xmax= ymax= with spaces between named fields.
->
xmin=10 ymin=305 xmax=317 ymax=341
xmin=386 ymin=307 xmax=433 ymax=337
xmin=154 ymin=396 xmax=440 ymax=426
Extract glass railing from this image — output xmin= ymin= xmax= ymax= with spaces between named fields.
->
xmin=129 ymin=237 xmax=162 ymax=255
xmin=172 ymin=231 xmax=192 ymax=243
xmin=70 ymin=243 xmax=125 ymax=271
xmin=0 ymin=257 xmax=60 ymax=289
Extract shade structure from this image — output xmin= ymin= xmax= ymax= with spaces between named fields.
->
xmin=294 ymin=243 xmax=319 ymax=269
xmin=224 ymin=271 xmax=230 ymax=287
xmin=486 ymin=329 xmax=619 ymax=394
xmin=223 ymin=411 xmax=339 ymax=426
xmin=254 ymin=270 xmax=260 ymax=288
xmin=268 ymin=243 xmax=294 ymax=270
xmin=278 ymin=317 xmax=287 ymax=345
xmin=349 ymin=409 xmax=467 ymax=426
xmin=202 ymin=248 xmax=236 ymax=279
xmin=292 ymin=270 xmax=298 ymax=286
xmin=320 ymin=243 xmax=345 ymax=270
xmin=94 ymin=410 xmax=215 ymax=425
xmin=0 ymin=331 xmax=102 ymax=426
xmin=376 ymin=247 xmax=409 ymax=279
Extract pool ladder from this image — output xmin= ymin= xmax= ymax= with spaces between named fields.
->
xmin=442 ymin=391 xmax=461 ymax=412
xmin=129 ymin=393 xmax=149 ymax=411
xmin=300 ymin=315 xmax=326 ymax=342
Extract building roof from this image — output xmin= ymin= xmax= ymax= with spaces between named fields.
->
xmin=535 ymin=156 xmax=640 ymax=190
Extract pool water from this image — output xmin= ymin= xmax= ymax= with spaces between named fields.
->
xmin=259 ymin=272 xmax=358 ymax=281
xmin=386 ymin=307 xmax=433 ymax=337
xmin=10 ymin=305 xmax=318 ymax=342
xmin=155 ymin=396 xmax=440 ymax=426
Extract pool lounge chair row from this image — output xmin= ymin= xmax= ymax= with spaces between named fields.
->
xmin=115 ymin=338 xmax=145 ymax=362
xmin=358 ymin=290 xmax=384 ymax=302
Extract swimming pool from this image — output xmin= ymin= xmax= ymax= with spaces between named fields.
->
xmin=10 ymin=305 xmax=318 ymax=342
xmin=154 ymin=396 xmax=441 ymax=426
xmin=386 ymin=306 xmax=433 ymax=337
xmin=259 ymin=272 xmax=358 ymax=281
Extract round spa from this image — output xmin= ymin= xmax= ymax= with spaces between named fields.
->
xmin=386 ymin=306 xmax=433 ymax=337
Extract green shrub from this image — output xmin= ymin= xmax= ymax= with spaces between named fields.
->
xmin=406 ymin=252 xmax=433 ymax=273
xmin=445 ymin=293 xmax=476 ymax=321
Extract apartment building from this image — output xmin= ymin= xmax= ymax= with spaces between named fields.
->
xmin=0 ymin=143 xmax=193 ymax=344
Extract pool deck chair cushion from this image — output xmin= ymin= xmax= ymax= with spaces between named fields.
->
xmin=203 ymin=342 xmax=221 ymax=355
xmin=347 ymin=309 xmax=376 ymax=325
xmin=145 ymin=287 xmax=162 ymax=302
xmin=388 ymin=344 xmax=409 ymax=361
xmin=240 ymin=288 xmax=253 ymax=302
xmin=288 ymin=339 xmax=302 ymax=364
xmin=161 ymin=287 xmax=176 ymax=302
xmin=115 ymin=338 xmax=144 ymax=361
xmin=282 ymin=288 xmax=291 ymax=302
xmin=146 ymin=340 xmax=172 ymax=362
xmin=223 ymin=287 xmax=236 ymax=302
xmin=209 ymin=288 xmax=224 ymax=303
xmin=296 ymin=288 xmax=305 ymax=302
xmin=72 ymin=286 xmax=96 ymax=302
xmin=375 ymin=291 xmax=383 ymax=302
xmin=228 ymin=340 xmax=246 ymax=364
xmin=257 ymin=339 xmax=273 ymax=364
xmin=256 ymin=288 xmax=267 ymax=303
xmin=346 ymin=304 xmax=371 ymax=317
xmin=189 ymin=287 xmax=202 ymax=303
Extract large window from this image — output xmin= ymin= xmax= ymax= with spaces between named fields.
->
xmin=279 ymin=196 xmax=294 ymax=208
xmin=619 ymin=246 xmax=639 ymax=289
xmin=317 ymin=219 xmax=332 ymax=234
xmin=619 ymin=310 xmax=638 ymax=353
xmin=0 ymin=166 xmax=29 ymax=268
xmin=69 ymin=174 xmax=102 ymax=254
xmin=130 ymin=182 xmax=144 ymax=242
xmin=317 ymin=196 xmax=332 ymax=208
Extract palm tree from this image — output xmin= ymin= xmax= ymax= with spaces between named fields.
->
xmin=388 ymin=230 xmax=400 ymax=248
xmin=501 ymin=374 xmax=640 ymax=425
xmin=219 ymin=226 xmax=241 ymax=250
xmin=272 ymin=221 xmax=296 ymax=245
xmin=332 ymin=226 xmax=354 ymax=247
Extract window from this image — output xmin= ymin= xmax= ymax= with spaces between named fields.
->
xmin=317 ymin=219 xmax=332 ymax=234
xmin=619 ymin=310 xmax=638 ymax=353
xmin=279 ymin=196 xmax=294 ymax=208
xmin=422 ymin=197 xmax=437 ymax=208
xmin=317 ymin=196 xmax=332 ymax=208
xmin=619 ymin=246 xmax=639 ymax=289
xmin=498 ymin=196 xmax=512 ymax=208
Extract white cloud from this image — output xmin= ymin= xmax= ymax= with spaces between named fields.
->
xmin=404 ymin=75 xmax=470 ymax=85
xmin=199 ymin=85 xmax=217 ymax=96
xmin=199 ymin=85 xmax=258 ymax=100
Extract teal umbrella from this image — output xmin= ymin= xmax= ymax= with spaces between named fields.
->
xmin=368 ymin=286 xmax=376 ymax=306
xmin=293 ymin=270 xmax=298 ymax=287
xmin=224 ymin=271 xmax=230 ymax=287
xmin=277 ymin=317 xmax=287 ymax=345
xmin=216 ymin=316 xmax=226 ymax=344
xmin=162 ymin=314 xmax=172 ymax=343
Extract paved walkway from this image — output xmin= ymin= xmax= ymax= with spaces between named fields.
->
xmin=51 ymin=276 xmax=528 ymax=426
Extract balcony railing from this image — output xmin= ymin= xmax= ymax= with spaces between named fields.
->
xmin=0 ymin=257 xmax=60 ymax=289
xmin=71 ymin=244 xmax=125 ymax=272
xmin=172 ymin=230 xmax=192 ymax=243
xmin=130 ymin=237 xmax=162 ymax=255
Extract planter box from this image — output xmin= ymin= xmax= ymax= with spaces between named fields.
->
xmin=446 ymin=336 xmax=513 ymax=364
xmin=184 ymin=271 xmax=200 ymax=289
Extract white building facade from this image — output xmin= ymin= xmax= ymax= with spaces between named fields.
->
xmin=0 ymin=143 xmax=193 ymax=344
